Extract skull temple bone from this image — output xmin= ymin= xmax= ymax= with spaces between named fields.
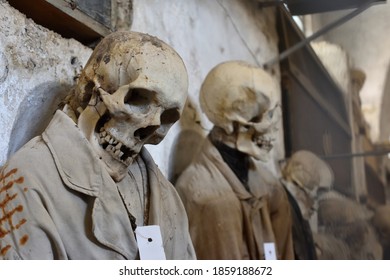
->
xmin=66 ymin=31 xmax=188 ymax=182
xmin=200 ymin=61 xmax=281 ymax=161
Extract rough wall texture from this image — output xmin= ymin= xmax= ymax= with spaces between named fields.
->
xmin=0 ymin=1 xmax=92 ymax=166
xmin=0 ymin=0 xmax=281 ymax=179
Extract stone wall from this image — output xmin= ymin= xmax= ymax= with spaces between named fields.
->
xmin=0 ymin=0 xmax=91 ymax=166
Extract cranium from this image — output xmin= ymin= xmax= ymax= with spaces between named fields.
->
xmin=282 ymin=150 xmax=334 ymax=221
xmin=200 ymin=61 xmax=280 ymax=161
xmin=282 ymin=150 xmax=334 ymax=191
xmin=73 ymin=31 xmax=188 ymax=182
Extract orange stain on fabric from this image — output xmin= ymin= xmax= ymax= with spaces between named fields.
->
xmin=0 ymin=168 xmax=18 ymax=181
xmin=0 ymin=168 xmax=29 ymax=249
xmin=0 ymin=245 xmax=11 ymax=256
xmin=20 ymin=234 xmax=29 ymax=245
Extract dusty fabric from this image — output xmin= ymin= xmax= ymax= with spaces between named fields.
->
xmin=0 ymin=110 xmax=195 ymax=260
xmin=372 ymin=205 xmax=390 ymax=258
xmin=281 ymin=180 xmax=317 ymax=259
xmin=116 ymin=158 xmax=148 ymax=228
xmin=317 ymin=190 xmax=382 ymax=260
xmin=313 ymin=232 xmax=352 ymax=260
xmin=175 ymin=137 xmax=294 ymax=260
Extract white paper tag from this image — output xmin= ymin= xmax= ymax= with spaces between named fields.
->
xmin=135 ymin=225 xmax=166 ymax=260
xmin=264 ymin=242 xmax=277 ymax=260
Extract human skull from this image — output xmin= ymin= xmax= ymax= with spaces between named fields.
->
xmin=200 ymin=61 xmax=280 ymax=161
xmin=282 ymin=150 xmax=334 ymax=191
xmin=282 ymin=150 xmax=334 ymax=222
xmin=75 ymin=31 xmax=188 ymax=181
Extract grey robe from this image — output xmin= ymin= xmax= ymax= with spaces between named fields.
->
xmin=0 ymin=110 xmax=195 ymax=260
xmin=175 ymin=137 xmax=294 ymax=260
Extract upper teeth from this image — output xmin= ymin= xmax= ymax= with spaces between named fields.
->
xmin=255 ymin=137 xmax=273 ymax=150
xmin=98 ymin=129 xmax=134 ymax=165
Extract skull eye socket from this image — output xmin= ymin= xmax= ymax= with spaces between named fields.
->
xmin=124 ymin=88 xmax=154 ymax=106
xmin=241 ymin=116 xmax=262 ymax=129
xmin=250 ymin=115 xmax=262 ymax=123
xmin=160 ymin=108 xmax=180 ymax=125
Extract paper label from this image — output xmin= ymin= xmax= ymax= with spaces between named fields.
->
xmin=135 ymin=225 xmax=166 ymax=260
xmin=264 ymin=242 xmax=277 ymax=260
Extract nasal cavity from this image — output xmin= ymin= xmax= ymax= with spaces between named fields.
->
xmin=134 ymin=125 xmax=159 ymax=141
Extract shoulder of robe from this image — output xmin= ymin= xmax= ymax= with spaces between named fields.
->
xmin=3 ymin=136 xmax=54 ymax=190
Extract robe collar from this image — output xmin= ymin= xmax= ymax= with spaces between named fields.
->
xmin=42 ymin=110 xmax=169 ymax=259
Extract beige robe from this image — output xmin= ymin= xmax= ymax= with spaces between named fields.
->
xmin=0 ymin=110 xmax=195 ymax=260
xmin=175 ymin=137 xmax=294 ymax=260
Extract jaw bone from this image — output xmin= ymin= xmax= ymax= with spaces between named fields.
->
xmin=98 ymin=128 xmax=136 ymax=166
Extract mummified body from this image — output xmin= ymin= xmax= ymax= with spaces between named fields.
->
xmin=281 ymin=152 xmax=382 ymax=260
xmin=280 ymin=150 xmax=334 ymax=259
xmin=0 ymin=31 xmax=195 ymax=259
xmin=175 ymin=61 xmax=294 ymax=259
xmin=315 ymin=190 xmax=382 ymax=260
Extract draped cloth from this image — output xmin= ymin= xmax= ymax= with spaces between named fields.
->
xmin=0 ymin=110 xmax=195 ymax=259
xmin=175 ymin=136 xmax=294 ymax=260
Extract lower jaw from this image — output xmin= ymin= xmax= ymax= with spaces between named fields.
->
xmin=108 ymin=147 xmax=133 ymax=165
xmin=96 ymin=130 xmax=137 ymax=166
xmin=251 ymin=145 xmax=273 ymax=160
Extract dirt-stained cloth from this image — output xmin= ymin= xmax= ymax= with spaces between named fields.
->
xmin=175 ymin=137 xmax=294 ymax=260
xmin=0 ymin=110 xmax=195 ymax=260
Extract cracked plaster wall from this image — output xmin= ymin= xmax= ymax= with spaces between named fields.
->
xmin=0 ymin=1 xmax=92 ymax=166
xmin=0 ymin=0 xmax=281 ymax=179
